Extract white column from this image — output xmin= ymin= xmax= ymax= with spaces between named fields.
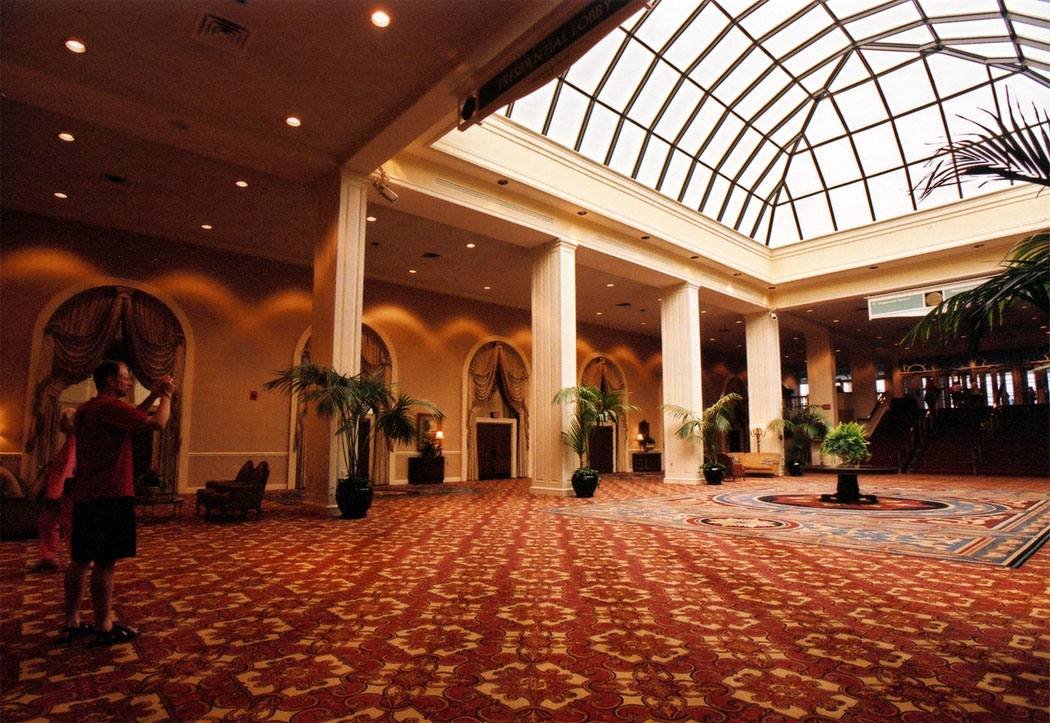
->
xmin=745 ymin=311 xmax=784 ymax=463
xmin=530 ymin=240 xmax=578 ymax=496
xmin=661 ymin=283 xmax=702 ymax=485
xmin=307 ymin=172 xmax=368 ymax=513
xmin=805 ymin=327 xmax=838 ymax=463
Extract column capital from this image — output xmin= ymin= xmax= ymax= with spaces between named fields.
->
xmin=661 ymin=280 xmax=700 ymax=296
xmin=539 ymin=238 xmax=579 ymax=254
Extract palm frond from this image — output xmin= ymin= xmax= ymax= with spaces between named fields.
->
xmin=902 ymin=232 xmax=1049 ymax=352
xmin=917 ymin=97 xmax=1050 ymax=201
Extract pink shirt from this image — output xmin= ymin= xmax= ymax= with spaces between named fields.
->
xmin=72 ymin=396 xmax=154 ymax=502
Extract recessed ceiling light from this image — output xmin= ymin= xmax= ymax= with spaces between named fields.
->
xmin=285 ymin=116 xmax=302 ymax=127
xmin=974 ymin=243 xmax=984 ymax=248
xmin=641 ymin=322 xmax=646 ymax=326
xmin=641 ymin=235 xmax=650 ymax=240
xmin=497 ymin=179 xmax=508 ymax=186
xmin=408 ymin=269 xmax=417 ymax=274
xmin=833 ymin=319 xmax=839 ymax=323
xmin=236 ymin=180 xmax=248 ymax=188
xmin=366 ymin=215 xmax=377 ymax=222
xmin=201 ymin=224 xmax=213 ymax=230
xmin=709 ymin=338 xmax=715 ymax=342
xmin=733 ymin=272 xmax=742 ymax=276
xmin=466 ymin=243 xmax=476 ymax=248
xmin=806 ymin=309 xmax=813 ymax=313
xmin=483 ymin=286 xmax=491 ymax=290
xmin=700 ymin=309 xmax=707 ymax=314
xmin=606 ymin=283 xmax=614 ymax=287
xmin=735 ymin=320 xmax=742 ymax=324
xmin=371 ymin=10 xmax=391 ymax=27
xmin=768 ymin=285 xmax=776 ymax=290
xmin=869 ymin=265 xmax=878 ymax=270
xmin=690 ymin=255 xmax=699 ymax=260
xmin=58 ymin=132 xmax=75 ymax=142
xmin=65 ymin=39 xmax=86 ymax=54
xmin=53 ymin=192 xmax=68 ymax=199
xmin=596 ymin=312 xmax=602 ymax=315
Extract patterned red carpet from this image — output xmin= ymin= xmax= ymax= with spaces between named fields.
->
xmin=2 ymin=474 xmax=1048 ymax=722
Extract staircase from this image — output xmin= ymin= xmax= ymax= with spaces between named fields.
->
xmin=909 ymin=408 xmax=991 ymax=475
xmin=867 ymin=397 xmax=924 ymax=470
xmin=975 ymin=405 xmax=1050 ymax=477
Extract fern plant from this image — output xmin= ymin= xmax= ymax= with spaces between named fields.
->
xmin=820 ymin=421 xmax=872 ymax=467
xmin=661 ymin=393 xmax=742 ymax=469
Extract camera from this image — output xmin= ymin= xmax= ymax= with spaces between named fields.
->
xmin=769 ymin=311 xmax=778 ymax=321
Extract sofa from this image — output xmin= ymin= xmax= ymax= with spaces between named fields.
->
xmin=1 ymin=467 xmax=40 ymax=540
xmin=728 ymin=452 xmax=782 ymax=476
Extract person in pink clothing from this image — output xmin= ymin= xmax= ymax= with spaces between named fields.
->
xmin=30 ymin=410 xmax=77 ymax=573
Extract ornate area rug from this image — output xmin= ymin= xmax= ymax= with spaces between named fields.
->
xmin=551 ymin=479 xmax=1050 ymax=567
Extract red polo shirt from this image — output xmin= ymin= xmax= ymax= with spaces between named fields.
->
xmin=72 ymin=396 xmax=154 ymax=503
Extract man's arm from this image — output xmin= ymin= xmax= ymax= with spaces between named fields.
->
xmin=140 ymin=376 xmax=176 ymax=430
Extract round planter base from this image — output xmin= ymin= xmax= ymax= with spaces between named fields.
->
xmin=336 ymin=477 xmax=374 ymax=518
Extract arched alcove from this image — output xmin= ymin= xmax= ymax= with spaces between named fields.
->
xmin=581 ymin=355 xmax=630 ymax=473
xmin=25 ymin=285 xmax=187 ymax=489
xmin=464 ymin=340 xmax=529 ymax=480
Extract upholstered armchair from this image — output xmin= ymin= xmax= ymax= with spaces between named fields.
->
xmin=716 ymin=453 xmax=746 ymax=481
xmin=196 ymin=461 xmax=269 ymax=521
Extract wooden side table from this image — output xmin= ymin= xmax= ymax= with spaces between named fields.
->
xmin=408 ymin=456 xmax=445 ymax=484
xmin=632 ymin=452 xmax=662 ymax=472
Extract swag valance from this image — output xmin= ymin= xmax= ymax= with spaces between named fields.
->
xmin=27 ymin=286 xmax=185 ymax=485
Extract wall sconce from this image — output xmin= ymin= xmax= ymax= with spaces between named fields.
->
xmin=752 ymin=426 xmax=765 ymax=452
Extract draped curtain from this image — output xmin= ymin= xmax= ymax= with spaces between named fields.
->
xmin=27 ymin=287 xmax=185 ymax=489
xmin=361 ymin=326 xmax=392 ymax=486
xmin=581 ymin=357 xmax=629 ymax=472
xmin=466 ymin=342 xmax=529 ymax=479
xmin=293 ymin=339 xmax=312 ymax=489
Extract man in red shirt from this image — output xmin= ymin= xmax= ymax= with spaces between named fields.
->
xmin=59 ymin=360 xmax=175 ymax=646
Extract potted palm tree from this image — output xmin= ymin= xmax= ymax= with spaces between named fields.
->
xmin=819 ymin=420 xmax=875 ymax=504
xmin=662 ymin=393 xmax=742 ymax=485
xmin=265 ymin=364 xmax=443 ymax=518
xmin=767 ymin=404 xmax=829 ymax=476
xmin=553 ymin=385 xmax=638 ymax=497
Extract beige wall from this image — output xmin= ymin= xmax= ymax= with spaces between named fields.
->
xmin=2 ymin=210 xmax=748 ymax=488
xmin=1 ymin=210 xmax=313 ymax=489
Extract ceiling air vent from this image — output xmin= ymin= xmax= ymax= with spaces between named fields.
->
xmin=193 ymin=14 xmax=252 ymax=54
xmin=420 ymin=252 xmax=441 ymax=259
xmin=99 ymin=173 xmax=133 ymax=190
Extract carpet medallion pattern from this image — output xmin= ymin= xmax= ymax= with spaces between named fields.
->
xmin=2 ymin=475 xmax=1047 ymax=722
xmin=551 ymin=482 xmax=1050 ymax=567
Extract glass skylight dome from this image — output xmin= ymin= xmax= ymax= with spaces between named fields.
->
xmin=503 ymin=0 xmax=1050 ymax=247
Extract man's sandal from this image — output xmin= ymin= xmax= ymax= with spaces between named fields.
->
xmin=56 ymin=622 xmax=96 ymax=645
xmin=90 ymin=623 xmax=139 ymax=647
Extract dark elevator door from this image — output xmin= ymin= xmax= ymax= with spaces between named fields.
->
xmin=476 ymin=423 xmax=512 ymax=479
xmin=589 ymin=426 xmax=614 ymax=473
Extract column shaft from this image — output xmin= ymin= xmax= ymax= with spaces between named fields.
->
xmin=530 ymin=240 xmax=578 ymax=495
xmin=745 ymin=311 xmax=784 ymax=462
xmin=307 ymin=173 xmax=368 ymax=513
xmin=661 ymin=283 xmax=702 ymax=484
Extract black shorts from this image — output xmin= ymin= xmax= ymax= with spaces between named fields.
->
xmin=71 ymin=497 xmax=136 ymax=562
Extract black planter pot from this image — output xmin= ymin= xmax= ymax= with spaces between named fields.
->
xmin=702 ymin=466 xmax=725 ymax=485
xmin=787 ymin=460 xmax=804 ymax=477
xmin=335 ymin=477 xmax=374 ymax=519
xmin=571 ymin=468 xmax=600 ymax=498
